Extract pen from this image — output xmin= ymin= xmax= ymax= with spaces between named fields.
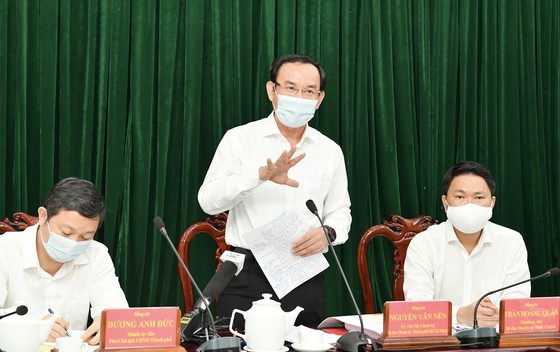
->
xmin=47 ymin=308 xmax=71 ymax=337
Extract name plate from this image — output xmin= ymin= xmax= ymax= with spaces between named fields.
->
xmin=100 ymin=307 xmax=181 ymax=349
xmin=383 ymin=301 xmax=451 ymax=338
xmin=500 ymin=297 xmax=560 ymax=335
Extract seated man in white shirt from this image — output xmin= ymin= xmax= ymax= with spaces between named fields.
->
xmin=0 ymin=177 xmax=128 ymax=345
xmin=404 ymin=161 xmax=530 ymax=327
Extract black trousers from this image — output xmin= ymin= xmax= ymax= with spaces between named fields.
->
xmin=217 ymin=247 xmax=325 ymax=329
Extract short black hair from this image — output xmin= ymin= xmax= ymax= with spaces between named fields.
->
xmin=42 ymin=177 xmax=105 ymax=226
xmin=441 ymin=161 xmax=496 ymax=196
xmin=269 ymin=54 xmax=327 ymax=91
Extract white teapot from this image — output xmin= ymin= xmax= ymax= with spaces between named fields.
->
xmin=0 ymin=312 xmax=57 ymax=352
xmin=229 ymin=293 xmax=303 ymax=351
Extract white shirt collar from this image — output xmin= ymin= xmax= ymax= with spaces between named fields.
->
xmin=445 ymin=220 xmax=494 ymax=246
xmin=262 ymin=112 xmax=319 ymax=145
xmin=21 ymin=224 xmax=41 ymax=270
xmin=22 ymin=224 xmax=90 ymax=271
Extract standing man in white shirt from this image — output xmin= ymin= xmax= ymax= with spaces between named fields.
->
xmin=404 ymin=161 xmax=530 ymax=327
xmin=0 ymin=177 xmax=128 ymax=345
xmin=198 ymin=54 xmax=351 ymax=326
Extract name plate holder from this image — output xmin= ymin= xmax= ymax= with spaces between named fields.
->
xmin=377 ymin=301 xmax=459 ymax=350
xmin=98 ymin=307 xmax=186 ymax=352
xmin=499 ymin=297 xmax=560 ymax=348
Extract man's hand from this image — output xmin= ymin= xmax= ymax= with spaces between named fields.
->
xmin=457 ymin=297 xmax=499 ymax=327
xmin=292 ymin=227 xmax=328 ymax=257
xmin=43 ymin=314 xmax=70 ymax=342
xmin=258 ymin=146 xmax=305 ymax=187
xmin=81 ymin=316 xmax=101 ymax=345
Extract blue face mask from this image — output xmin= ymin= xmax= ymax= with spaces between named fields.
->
xmin=41 ymin=220 xmax=92 ymax=263
xmin=273 ymin=93 xmax=318 ymax=128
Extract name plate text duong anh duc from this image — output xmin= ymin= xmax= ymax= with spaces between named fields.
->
xmin=100 ymin=307 xmax=182 ymax=350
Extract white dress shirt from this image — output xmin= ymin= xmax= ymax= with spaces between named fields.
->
xmin=198 ymin=113 xmax=352 ymax=248
xmin=404 ymin=221 xmax=530 ymax=322
xmin=0 ymin=224 xmax=128 ymax=329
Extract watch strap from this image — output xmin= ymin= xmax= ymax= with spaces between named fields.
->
xmin=323 ymin=225 xmax=337 ymax=242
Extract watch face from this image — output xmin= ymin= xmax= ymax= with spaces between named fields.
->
xmin=324 ymin=225 xmax=336 ymax=242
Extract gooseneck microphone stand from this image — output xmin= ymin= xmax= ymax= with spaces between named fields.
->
xmin=455 ymin=267 xmax=560 ymax=348
xmin=153 ymin=217 xmax=218 ymax=340
xmin=306 ymin=200 xmax=375 ymax=351
xmin=154 ymin=217 xmax=242 ymax=352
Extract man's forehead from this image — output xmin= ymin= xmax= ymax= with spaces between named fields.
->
xmin=449 ymin=174 xmax=491 ymax=192
xmin=49 ymin=210 xmax=100 ymax=230
xmin=451 ymin=188 xmax=488 ymax=194
xmin=276 ymin=62 xmax=321 ymax=84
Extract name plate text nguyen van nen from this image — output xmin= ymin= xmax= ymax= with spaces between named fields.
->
xmin=383 ymin=301 xmax=451 ymax=338
xmin=100 ymin=307 xmax=181 ymax=349
xmin=500 ymin=297 xmax=560 ymax=335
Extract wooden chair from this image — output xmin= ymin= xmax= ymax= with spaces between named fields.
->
xmin=177 ymin=212 xmax=230 ymax=312
xmin=0 ymin=212 xmax=39 ymax=234
xmin=357 ymin=214 xmax=437 ymax=313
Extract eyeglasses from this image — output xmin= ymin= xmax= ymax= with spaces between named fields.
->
xmin=274 ymin=83 xmax=321 ymax=99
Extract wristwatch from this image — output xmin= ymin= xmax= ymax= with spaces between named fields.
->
xmin=323 ymin=225 xmax=337 ymax=243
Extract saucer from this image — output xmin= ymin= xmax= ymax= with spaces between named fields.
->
xmin=291 ymin=342 xmax=333 ymax=352
xmin=243 ymin=346 xmax=289 ymax=352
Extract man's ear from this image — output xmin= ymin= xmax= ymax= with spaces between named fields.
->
xmin=265 ymin=81 xmax=276 ymax=102
xmin=315 ymin=91 xmax=326 ymax=110
xmin=37 ymin=206 xmax=47 ymax=225
xmin=441 ymin=195 xmax=448 ymax=212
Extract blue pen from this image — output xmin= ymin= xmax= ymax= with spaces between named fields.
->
xmin=48 ymin=308 xmax=71 ymax=337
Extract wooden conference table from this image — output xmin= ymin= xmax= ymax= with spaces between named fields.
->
xmin=181 ymin=338 xmax=560 ymax=352
xmin=179 ymin=317 xmax=560 ymax=352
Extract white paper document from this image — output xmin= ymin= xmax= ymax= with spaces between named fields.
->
xmin=318 ymin=314 xmax=384 ymax=338
xmin=244 ymin=208 xmax=330 ymax=299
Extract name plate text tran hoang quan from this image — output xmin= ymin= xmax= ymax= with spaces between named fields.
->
xmin=500 ymin=297 xmax=560 ymax=335
xmin=383 ymin=301 xmax=452 ymax=338
xmin=100 ymin=307 xmax=181 ymax=350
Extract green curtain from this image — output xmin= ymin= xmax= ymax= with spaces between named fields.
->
xmin=1 ymin=0 xmax=559 ymax=316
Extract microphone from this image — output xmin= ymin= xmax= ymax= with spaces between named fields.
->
xmin=183 ymin=250 xmax=246 ymax=340
xmin=0 ymin=305 xmax=28 ymax=320
xmin=192 ymin=251 xmax=245 ymax=313
xmin=306 ymin=200 xmax=375 ymax=352
xmin=455 ymin=267 xmax=560 ymax=348
xmin=193 ymin=262 xmax=237 ymax=312
xmin=153 ymin=216 xmax=218 ymax=341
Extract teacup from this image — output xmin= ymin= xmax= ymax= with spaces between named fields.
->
xmin=55 ymin=336 xmax=88 ymax=352
xmin=299 ymin=329 xmax=323 ymax=347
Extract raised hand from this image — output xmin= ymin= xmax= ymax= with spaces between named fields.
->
xmin=258 ymin=146 xmax=305 ymax=187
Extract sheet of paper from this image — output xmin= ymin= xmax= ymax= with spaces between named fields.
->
xmin=41 ymin=335 xmax=98 ymax=352
xmin=341 ymin=314 xmax=384 ymax=335
xmin=244 ymin=208 xmax=329 ymax=299
xmin=40 ymin=343 xmax=98 ymax=352
xmin=318 ymin=314 xmax=384 ymax=338
xmin=39 ymin=330 xmax=98 ymax=351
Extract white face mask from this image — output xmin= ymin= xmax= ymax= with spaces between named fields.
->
xmin=446 ymin=201 xmax=493 ymax=234
xmin=273 ymin=93 xmax=318 ymax=128
xmin=41 ymin=220 xmax=92 ymax=263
